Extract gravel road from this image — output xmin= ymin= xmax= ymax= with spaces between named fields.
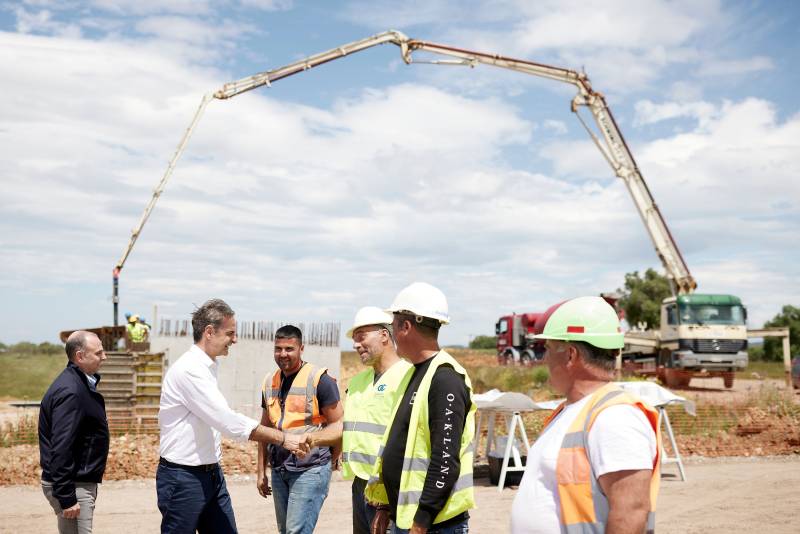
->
xmin=1 ymin=456 xmax=797 ymax=533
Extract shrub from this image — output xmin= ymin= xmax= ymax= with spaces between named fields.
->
xmin=531 ymin=366 xmax=549 ymax=387
xmin=469 ymin=335 xmax=497 ymax=350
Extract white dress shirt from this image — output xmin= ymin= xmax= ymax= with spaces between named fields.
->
xmin=158 ymin=344 xmax=259 ymax=465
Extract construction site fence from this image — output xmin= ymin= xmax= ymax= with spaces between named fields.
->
xmin=5 ymin=392 xmax=799 ymax=456
xmin=157 ymin=319 xmax=340 ymax=347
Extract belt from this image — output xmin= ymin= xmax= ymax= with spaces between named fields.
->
xmin=159 ymin=457 xmax=219 ymax=472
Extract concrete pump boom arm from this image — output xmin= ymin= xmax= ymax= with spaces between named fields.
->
xmin=113 ymin=31 xmax=409 ymax=275
xmin=399 ymin=40 xmax=696 ymax=295
xmin=113 ymin=29 xmax=696 ymax=324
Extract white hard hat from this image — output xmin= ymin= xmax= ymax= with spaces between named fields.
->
xmin=346 ymin=306 xmax=393 ymax=339
xmin=386 ymin=282 xmax=450 ymax=325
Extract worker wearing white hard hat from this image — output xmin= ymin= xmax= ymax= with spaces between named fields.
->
xmin=366 ymin=283 xmax=476 ymax=533
xmin=340 ymin=307 xmax=411 ymax=534
xmin=510 ymin=296 xmax=661 ymax=534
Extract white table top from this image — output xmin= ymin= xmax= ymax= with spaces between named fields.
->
xmin=474 ymin=381 xmax=696 ymax=416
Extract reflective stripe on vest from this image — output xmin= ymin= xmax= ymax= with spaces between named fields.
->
xmin=543 ymin=383 xmax=661 ymax=534
xmin=364 ymin=351 xmax=477 ymax=530
xmin=262 ymin=363 xmax=327 ymax=432
xmin=342 ymin=360 xmax=413 ymax=481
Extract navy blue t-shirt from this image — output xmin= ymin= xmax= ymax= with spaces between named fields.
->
xmin=262 ymin=363 xmax=339 ymax=471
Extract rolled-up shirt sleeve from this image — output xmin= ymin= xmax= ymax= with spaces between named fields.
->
xmin=177 ymin=367 xmax=258 ymax=441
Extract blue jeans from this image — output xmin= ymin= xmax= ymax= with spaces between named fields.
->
xmin=392 ymin=518 xmax=469 ymax=534
xmin=271 ymin=462 xmax=332 ymax=534
xmin=156 ymin=462 xmax=237 ymax=534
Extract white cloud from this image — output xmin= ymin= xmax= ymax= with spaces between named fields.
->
xmin=134 ymin=15 xmax=254 ymax=47
xmin=239 ymin=0 xmax=293 ymax=11
xmin=1 ymin=7 xmax=798 ymax=347
xmin=636 ymin=98 xmax=800 ymax=262
xmin=340 ymin=0 xmax=475 ymax=28
xmin=537 ymin=140 xmax=610 ymax=180
xmin=505 ymin=0 xmax=707 ymax=52
xmin=8 ymin=1 xmax=269 ymax=65
xmin=0 ymin=28 xmax=643 ymax=344
xmin=340 ymin=0 xmax=743 ymax=95
xmin=88 ymin=0 xmax=213 ymax=16
xmin=697 ymin=56 xmax=774 ymax=77
xmin=634 ymin=100 xmax=717 ymax=127
xmin=14 ymin=6 xmax=82 ymax=38
xmin=541 ymin=119 xmax=567 ymax=135
xmin=667 ymin=81 xmax=704 ymax=102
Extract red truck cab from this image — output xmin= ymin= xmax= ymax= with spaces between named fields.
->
xmin=495 ymin=312 xmax=545 ymax=365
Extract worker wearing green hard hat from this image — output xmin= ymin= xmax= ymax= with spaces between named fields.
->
xmin=511 ymin=296 xmax=661 ymax=534
xmin=533 ymin=295 xmax=624 ymax=350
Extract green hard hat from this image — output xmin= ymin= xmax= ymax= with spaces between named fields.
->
xmin=534 ymin=296 xmax=624 ymax=350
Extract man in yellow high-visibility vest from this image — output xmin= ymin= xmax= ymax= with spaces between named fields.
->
xmin=366 ymin=282 xmax=476 ymax=534
xmin=126 ymin=315 xmax=147 ymax=344
xmin=341 ymin=307 xmax=412 ymax=534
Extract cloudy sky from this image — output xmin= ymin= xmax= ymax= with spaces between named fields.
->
xmin=1 ymin=0 xmax=798 ymax=347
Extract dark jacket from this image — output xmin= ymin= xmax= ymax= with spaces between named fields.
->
xmin=39 ymin=362 xmax=109 ymax=508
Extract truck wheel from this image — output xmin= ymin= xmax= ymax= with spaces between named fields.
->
xmin=656 ymin=366 xmax=667 ymax=384
xmin=520 ymin=351 xmax=534 ymax=367
xmin=664 ymin=368 xmax=691 ymax=389
xmin=723 ymin=372 xmax=734 ymax=389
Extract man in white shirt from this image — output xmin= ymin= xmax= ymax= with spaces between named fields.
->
xmin=511 ymin=297 xmax=661 ymax=534
xmin=157 ymin=298 xmax=306 ymax=534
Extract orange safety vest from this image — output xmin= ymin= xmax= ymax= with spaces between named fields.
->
xmin=263 ymin=363 xmax=328 ymax=432
xmin=542 ymin=382 xmax=661 ymax=534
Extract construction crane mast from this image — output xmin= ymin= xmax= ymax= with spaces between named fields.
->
xmin=112 ymin=29 xmax=697 ymax=325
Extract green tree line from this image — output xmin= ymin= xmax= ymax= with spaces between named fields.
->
xmin=0 ymin=341 xmax=64 ymax=355
xmin=468 ymin=335 xmax=496 ymax=350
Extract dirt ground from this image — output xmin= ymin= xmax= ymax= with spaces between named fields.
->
xmin=0 ymin=456 xmax=797 ymax=533
xmin=676 ymin=376 xmax=794 ymax=403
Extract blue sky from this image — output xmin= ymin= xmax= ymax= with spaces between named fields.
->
xmin=1 ymin=0 xmax=798 ymax=347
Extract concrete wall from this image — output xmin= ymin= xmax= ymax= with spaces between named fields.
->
xmin=150 ymin=335 xmax=341 ymax=419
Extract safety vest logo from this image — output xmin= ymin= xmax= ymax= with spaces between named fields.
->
xmin=377 ymin=384 xmax=386 ymax=392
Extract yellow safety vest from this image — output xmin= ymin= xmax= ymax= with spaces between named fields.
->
xmin=342 ymin=360 xmax=413 ymax=481
xmin=542 ymin=382 xmax=662 ymax=534
xmin=365 ymin=351 xmax=477 ymax=530
xmin=127 ymin=322 xmax=147 ymax=343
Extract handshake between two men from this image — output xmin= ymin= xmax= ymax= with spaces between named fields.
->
xmin=255 ymin=419 xmax=344 ymax=499
xmin=278 ymin=431 xmax=328 ymax=458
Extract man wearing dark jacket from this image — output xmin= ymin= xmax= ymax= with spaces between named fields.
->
xmin=39 ymin=330 xmax=109 ymax=534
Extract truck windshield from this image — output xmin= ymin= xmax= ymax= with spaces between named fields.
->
xmin=678 ymin=304 xmax=746 ymax=325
